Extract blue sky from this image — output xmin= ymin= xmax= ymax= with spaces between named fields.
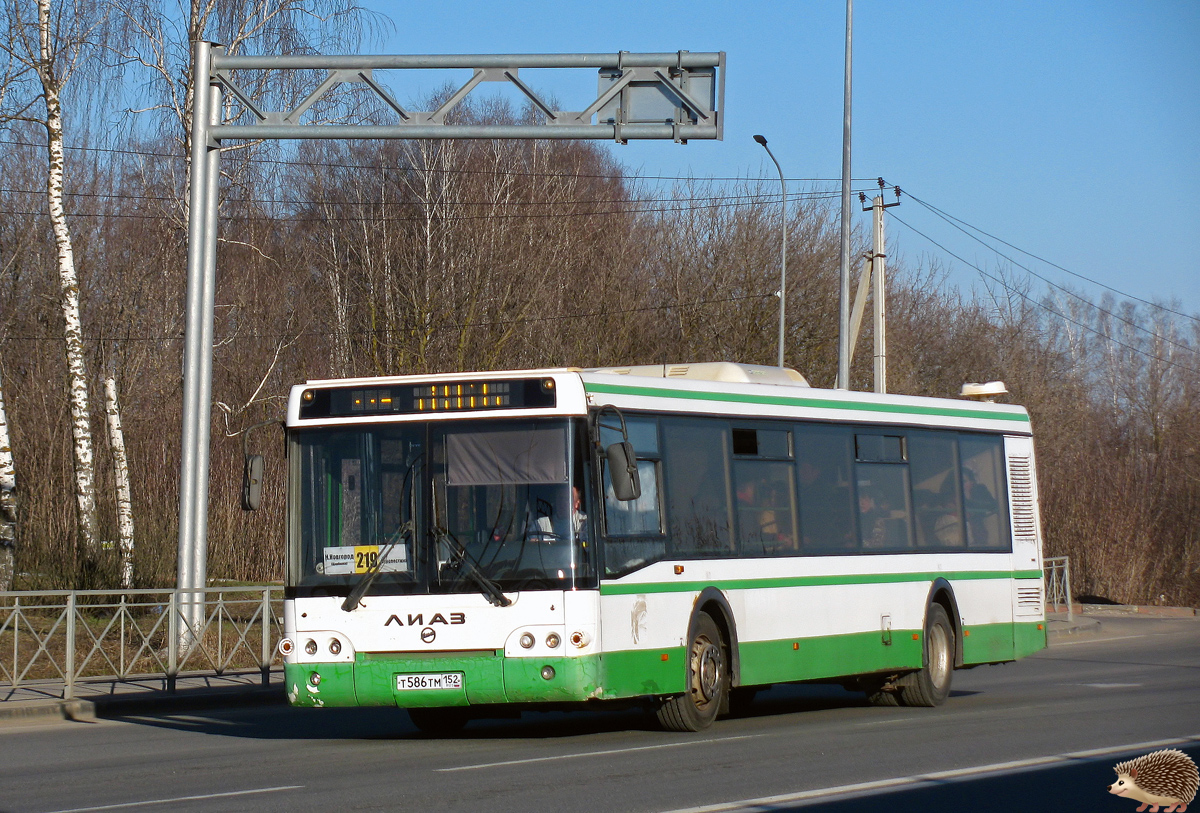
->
xmin=361 ymin=1 xmax=1200 ymax=316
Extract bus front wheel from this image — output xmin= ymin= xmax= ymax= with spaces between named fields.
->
xmin=897 ymin=603 xmax=954 ymax=707
xmin=656 ymin=613 xmax=727 ymax=732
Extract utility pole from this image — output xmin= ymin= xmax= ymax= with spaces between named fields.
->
xmin=753 ymin=134 xmax=787 ymax=368
xmin=836 ymin=0 xmax=854 ymax=390
xmin=851 ymin=179 xmax=901 ymax=393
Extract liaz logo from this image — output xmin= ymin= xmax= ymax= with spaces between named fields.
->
xmin=384 ymin=612 xmax=466 ymax=627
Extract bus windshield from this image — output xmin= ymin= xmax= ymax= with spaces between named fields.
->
xmin=288 ymin=418 xmax=593 ymax=599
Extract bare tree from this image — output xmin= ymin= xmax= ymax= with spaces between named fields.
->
xmin=0 ymin=369 xmax=15 ymax=590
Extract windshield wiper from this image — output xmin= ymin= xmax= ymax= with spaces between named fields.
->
xmin=433 ymin=526 xmax=512 ymax=608
xmin=341 ymin=521 xmax=411 ymax=612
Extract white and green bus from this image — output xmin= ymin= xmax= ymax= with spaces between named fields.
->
xmin=279 ymin=362 xmax=1046 ymax=732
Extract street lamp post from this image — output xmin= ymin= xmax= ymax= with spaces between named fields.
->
xmin=754 ymin=134 xmax=787 ymax=368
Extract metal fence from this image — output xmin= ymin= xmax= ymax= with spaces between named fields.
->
xmin=1044 ymin=556 xmax=1074 ymax=622
xmin=0 ymin=586 xmax=283 ymax=701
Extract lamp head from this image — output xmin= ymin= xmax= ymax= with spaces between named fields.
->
xmin=753 ymin=134 xmax=767 ymax=146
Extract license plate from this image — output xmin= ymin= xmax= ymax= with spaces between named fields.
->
xmin=395 ymin=672 xmax=463 ymax=691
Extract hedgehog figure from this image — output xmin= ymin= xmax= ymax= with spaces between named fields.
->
xmin=1108 ymin=749 xmax=1199 ymax=812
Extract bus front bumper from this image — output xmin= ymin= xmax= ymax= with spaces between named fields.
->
xmin=285 ymin=651 xmax=601 ymax=708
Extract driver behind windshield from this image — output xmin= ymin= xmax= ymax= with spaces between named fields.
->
xmin=533 ymin=485 xmax=587 ymax=541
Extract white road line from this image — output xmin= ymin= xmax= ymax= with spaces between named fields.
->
xmin=661 ymin=735 xmax=1200 ymax=813
xmin=39 ymin=785 xmax=304 ymax=813
xmin=436 ymin=734 xmax=756 ymax=772
xmin=1052 ymin=634 xmax=1150 ymax=646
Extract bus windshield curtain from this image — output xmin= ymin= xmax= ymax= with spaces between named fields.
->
xmin=446 ymin=425 xmax=568 ymax=486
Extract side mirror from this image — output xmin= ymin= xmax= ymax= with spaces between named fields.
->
xmin=242 ymin=454 xmax=264 ymax=511
xmin=606 ymin=441 xmax=641 ymax=501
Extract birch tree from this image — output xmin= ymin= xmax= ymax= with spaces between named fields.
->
xmin=104 ymin=376 xmax=134 ymax=588
xmin=0 ymin=370 xmax=16 ymax=591
xmin=0 ymin=0 xmax=117 ymax=568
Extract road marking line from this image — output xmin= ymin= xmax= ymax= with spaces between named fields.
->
xmin=436 ymin=734 xmax=756 ymax=772
xmin=38 ymin=785 xmax=304 ymax=813
xmin=1056 ymin=633 xmax=1185 ymax=652
xmin=662 ymin=735 xmax=1200 ymax=812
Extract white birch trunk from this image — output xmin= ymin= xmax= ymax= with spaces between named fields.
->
xmin=105 ymin=377 xmax=135 ymax=589
xmin=0 ymin=371 xmax=16 ymax=591
xmin=38 ymin=0 xmax=98 ymax=563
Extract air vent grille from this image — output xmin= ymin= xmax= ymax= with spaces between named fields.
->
xmin=1017 ymin=586 xmax=1042 ymax=607
xmin=1008 ymin=455 xmax=1037 ymax=542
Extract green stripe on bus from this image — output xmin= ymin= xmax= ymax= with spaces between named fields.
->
xmin=596 ymin=621 xmax=1045 ymax=696
xmin=584 ymin=381 xmax=1031 ymax=423
xmin=600 ymin=569 xmax=1043 ymax=596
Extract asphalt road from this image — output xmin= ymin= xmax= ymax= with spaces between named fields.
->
xmin=2 ymin=615 xmax=1198 ymax=813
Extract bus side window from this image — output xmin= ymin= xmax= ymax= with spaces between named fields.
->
xmin=662 ymin=418 xmax=733 ymax=556
xmin=796 ymin=425 xmax=859 ymax=553
xmin=732 ymin=427 xmax=797 ymax=555
xmin=855 ymin=433 xmax=913 ymax=550
xmin=603 ymin=459 xmax=662 ymax=535
xmin=600 ymin=417 xmax=665 ymax=574
xmin=909 ymin=432 xmax=964 ymax=549
xmin=960 ymin=435 xmax=1008 ymax=549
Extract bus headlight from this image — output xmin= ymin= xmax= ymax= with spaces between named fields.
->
xmin=519 ymin=632 xmax=536 ymax=649
xmin=304 ymin=639 xmax=318 ymax=656
xmin=328 ymin=638 xmax=342 ymax=656
xmin=546 ymin=632 xmax=561 ymax=649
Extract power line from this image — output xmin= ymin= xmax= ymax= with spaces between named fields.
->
xmin=0 ymin=188 xmax=866 ymax=223
xmin=0 ymin=291 xmax=776 ymax=344
xmin=889 ymin=211 xmax=1200 ymax=378
xmin=905 ymin=192 xmax=1200 ymax=326
xmin=892 ymin=194 xmax=1198 ymax=357
xmin=0 ymin=137 xmax=883 ymax=186
xmin=0 ymin=184 xmax=859 ymax=210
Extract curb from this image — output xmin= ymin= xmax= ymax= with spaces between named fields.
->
xmin=0 ymin=698 xmax=97 ymax=723
xmin=1079 ymin=603 xmax=1197 ymax=618
xmin=0 ymin=683 xmax=286 ymax=725
xmin=1046 ymin=603 xmax=1197 ymax=618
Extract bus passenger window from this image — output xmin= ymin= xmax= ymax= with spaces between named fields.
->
xmin=960 ymin=436 xmax=1008 ymax=549
xmin=909 ymin=433 xmax=964 ymax=549
xmin=734 ymin=462 xmax=797 ymax=554
xmin=857 ymin=464 xmax=913 ymax=550
xmin=796 ymin=426 xmax=858 ymax=552
xmin=662 ymin=419 xmax=733 ymax=556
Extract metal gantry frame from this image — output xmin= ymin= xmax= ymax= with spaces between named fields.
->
xmin=177 ymin=43 xmax=725 ymax=638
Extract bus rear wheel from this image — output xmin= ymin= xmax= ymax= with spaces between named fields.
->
xmin=656 ymin=613 xmax=727 ymax=732
xmin=896 ymin=603 xmax=954 ymax=707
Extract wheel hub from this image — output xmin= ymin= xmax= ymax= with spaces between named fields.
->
xmin=695 ymin=638 xmax=721 ymax=703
